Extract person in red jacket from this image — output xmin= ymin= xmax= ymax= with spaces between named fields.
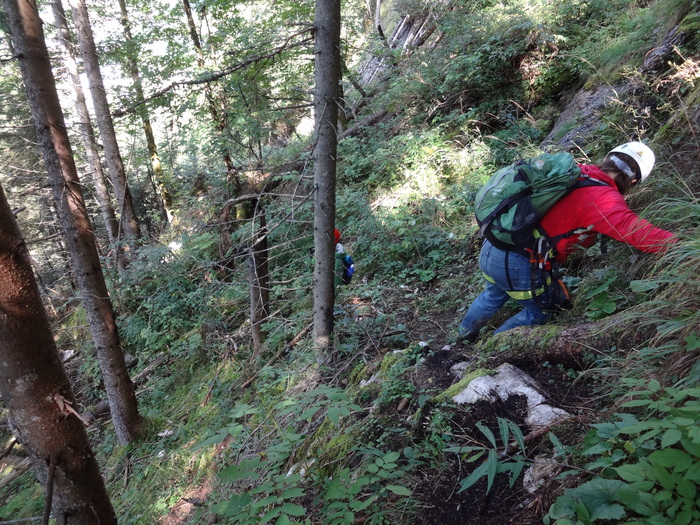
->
xmin=457 ymin=142 xmax=675 ymax=343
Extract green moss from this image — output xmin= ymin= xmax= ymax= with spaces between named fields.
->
xmin=379 ymin=350 xmax=406 ymax=374
xmin=436 ymin=368 xmax=493 ymax=401
xmin=301 ymin=418 xmax=355 ymax=471
xmin=679 ymin=12 xmax=700 ymax=50
xmin=348 ymin=361 xmax=372 ymax=386
xmin=348 ymin=362 xmax=367 ymax=382
xmin=477 ymin=321 xmax=567 ymax=355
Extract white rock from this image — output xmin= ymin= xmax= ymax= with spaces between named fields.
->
xmin=522 ymin=456 xmax=560 ymax=494
xmin=450 ymin=361 xmax=469 ymax=378
xmin=452 ymin=363 xmax=572 ymax=427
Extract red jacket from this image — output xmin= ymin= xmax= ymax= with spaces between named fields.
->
xmin=540 ymin=164 xmax=675 ymax=263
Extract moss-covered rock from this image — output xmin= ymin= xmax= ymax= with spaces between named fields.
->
xmin=435 ymin=367 xmax=493 ymax=401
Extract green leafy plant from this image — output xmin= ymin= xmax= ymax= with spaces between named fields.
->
xmin=583 ymin=272 xmax=625 ymax=320
xmin=208 ymin=387 xmax=365 ymax=522
xmin=446 ymin=417 xmax=529 ymax=493
xmin=213 ymin=456 xmax=308 ymax=523
xmin=545 ymin=382 xmax=700 ymax=524
xmin=321 ymin=449 xmax=414 ymax=525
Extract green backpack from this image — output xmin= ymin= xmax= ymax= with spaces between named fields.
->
xmin=474 ymin=152 xmax=593 ymax=251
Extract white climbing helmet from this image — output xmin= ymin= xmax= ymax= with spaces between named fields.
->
xmin=606 ymin=142 xmax=655 ymax=183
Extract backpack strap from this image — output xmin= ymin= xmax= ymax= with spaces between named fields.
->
xmin=574 ymin=175 xmax=610 ymax=190
xmin=523 ymin=174 xmax=611 ymax=303
xmin=483 ymin=173 xmax=610 ymax=256
xmin=532 ymin=174 xmax=611 ymax=255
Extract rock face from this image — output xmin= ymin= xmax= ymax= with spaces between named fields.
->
xmin=542 ymin=84 xmax=629 ymax=151
xmin=451 ymin=363 xmax=572 ymax=427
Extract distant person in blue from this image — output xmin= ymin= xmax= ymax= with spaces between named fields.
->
xmin=334 ymin=228 xmax=354 ymax=290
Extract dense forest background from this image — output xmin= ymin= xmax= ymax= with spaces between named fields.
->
xmin=1 ymin=0 xmax=699 ymax=523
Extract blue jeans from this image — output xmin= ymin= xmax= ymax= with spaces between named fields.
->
xmin=459 ymin=240 xmax=550 ymax=337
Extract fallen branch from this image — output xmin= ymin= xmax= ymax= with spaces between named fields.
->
xmin=502 ymin=422 xmax=558 ymax=458
xmin=42 ymin=455 xmax=56 ymax=525
xmin=484 ymin=321 xmax=657 ymax=370
xmin=338 ymin=110 xmax=389 ymax=140
xmin=82 ymin=353 xmax=170 ymax=423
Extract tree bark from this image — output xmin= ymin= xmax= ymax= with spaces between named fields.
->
xmin=50 ymin=0 xmax=126 ymax=270
xmin=5 ymin=0 xmax=143 ymax=444
xmin=0 ymin=181 xmax=117 ymax=523
xmin=312 ymin=0 xmax=341 ymax=364
xmin=485 ymin=321 xmax=659 ymax=371
xmin=359 ymin=10 xmax=439 ymax=85
xmin=117 ymin=0 xmax=172 ymax=225
xmin=67 ymin=0 xmax=142 ymax=242
xmin=249 ymin=209 xmax=270 ymax=359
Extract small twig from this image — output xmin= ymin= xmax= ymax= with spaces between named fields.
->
xmin=123 ymin=455 xmax=130 ymax=490
xmin=42 ymin=455 xmax=57 ymax=525
xmin=501 ymin=423 xmax=557 ymax=457
xmin=53 ymin=394 xmax=89 ymax=425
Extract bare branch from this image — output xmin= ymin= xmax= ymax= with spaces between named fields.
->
xmin=113 ymin=30 xmax=314 ymax=117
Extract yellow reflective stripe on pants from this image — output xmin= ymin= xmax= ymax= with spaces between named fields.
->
xmin=483 ymin=272 xmax=552 ymax=300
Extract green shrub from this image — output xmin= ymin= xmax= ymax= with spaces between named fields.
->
xmin=546 ymin=382 xmax=700 ymax=524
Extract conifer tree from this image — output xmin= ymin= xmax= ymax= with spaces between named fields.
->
xmin=4 ymin=0 xmax=143 ymax=444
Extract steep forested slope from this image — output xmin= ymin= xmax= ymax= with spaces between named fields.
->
xmin=1 ymin=0 xmax=699 ymax=523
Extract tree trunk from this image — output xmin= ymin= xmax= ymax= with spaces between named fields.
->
xmin=67 ymin=0 xmax=142 ymax=242
xmin=249 ymin=210 xmax=270 ymax=359
xmin=5 ymin=0 xmax=143 ymax=444
xmin=359 ymin=10 xmax=439 ymax=85
xmin=117 ymin=0 xmax=172 ymax=225
xmin=312 ymin=0 xmax=341 ymax=364
xmin=0 ymin=181 xmax=117 ymax=523
xmin=182 ymin=0 xmax=241 ymax=193
xmin=50 ymin=0 xmax=126 ymax=270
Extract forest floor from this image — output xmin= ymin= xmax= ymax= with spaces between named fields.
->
xmin=153 ymin=275 xmax=601 ymax=525
xmin=369 ymin=284 xmax=599 ymax=525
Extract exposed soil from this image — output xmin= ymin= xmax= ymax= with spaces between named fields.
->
xmin=367 ymin=280 xmax=599 ymax=525
xmin=410 ymin=351 xmax=581 ymax=525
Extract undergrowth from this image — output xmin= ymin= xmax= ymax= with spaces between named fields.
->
xmin=2 ymin=0 xmax=699 ymax=523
